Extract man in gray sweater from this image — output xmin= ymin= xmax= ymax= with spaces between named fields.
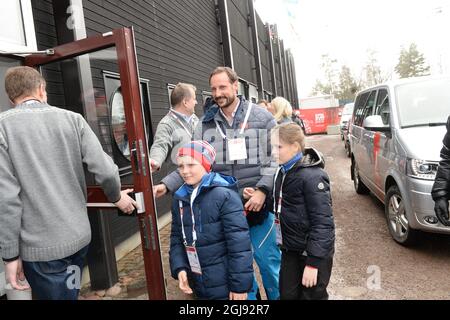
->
xmin=149 ymin=83 xmax=199 ymax=172
xmin=0 ymin=66 xmax=137 ymax=300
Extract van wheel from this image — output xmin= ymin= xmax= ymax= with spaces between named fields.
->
xmin=385 ymin=185 xmax=418 ymax=246
xmin=353 ymin=161 xmax=369 ymax=194
xmin=345 ymin=140 xmax=351 ymax=158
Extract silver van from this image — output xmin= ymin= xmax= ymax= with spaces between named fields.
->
xmin=350 ymin=76 xmax=450 ymax=245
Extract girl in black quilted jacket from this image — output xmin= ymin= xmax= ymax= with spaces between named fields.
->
xmin=270 ymin=123 xmax=335 ymax=300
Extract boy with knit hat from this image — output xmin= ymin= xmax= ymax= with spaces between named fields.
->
xmin=169 ymin=141 xmax=253 ymax=300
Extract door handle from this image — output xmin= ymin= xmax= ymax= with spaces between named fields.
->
xmin=130 ymin=140 xmax=140 ymax=175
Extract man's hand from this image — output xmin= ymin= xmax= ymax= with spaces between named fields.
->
xmin=178 ymin=270 xmax=193 ymax=294
xmin=153 ymin=184 xmax=168 ymax=199
xmin=243 ymin=187 xmax=255 ymax=200
xmin=229 ymin=292 xmax=247 ymax=300
xmin=5 ymin=258 xmax=30 ymax=290
xmin=114 ymin=189 xmax=138 ymax=214
xmin=302 ymin=266 xmax=318 ymax=288
xmin=435 ymin=198 xmax=450 ymax=226
xmin=244 ymin=189 xmax=266 ymax=212
xmin=149 ymin=158 xmax=161 ymax=173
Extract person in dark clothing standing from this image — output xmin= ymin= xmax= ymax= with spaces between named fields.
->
xmin=270 ymin=123 xmax=335 ymax=300
xmin=431 ymin=116 xmax=450 ymax=226
xmin=291 ymin=109 xmax=306 ymax=134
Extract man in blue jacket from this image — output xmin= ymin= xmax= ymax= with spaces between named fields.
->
xmin=154 ymin=67 xmax=280 ymax=300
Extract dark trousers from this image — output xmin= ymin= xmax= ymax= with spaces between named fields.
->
xmin=279 ymin=249 xmax=333 ymax=300
xmin=22 ymin=245 xmax=89 ymax=300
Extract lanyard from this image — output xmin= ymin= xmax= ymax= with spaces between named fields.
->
xmin=215 ymin=103 xmax=253 ymax=140
xmin=178 ymin=200 xmax=198 ymax=247
xmin=170 ymin=111 xmax=193 ymax=138
xmin=273 ymin=167 xmax=287 ymax=219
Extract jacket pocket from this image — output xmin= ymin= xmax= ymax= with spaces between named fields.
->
xmin=202 ymin=260 xmax=228 ymax=288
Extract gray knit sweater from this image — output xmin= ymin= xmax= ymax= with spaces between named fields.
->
xmin=0 ymin=102 xmax=121 ymax=262
xmin=149 ymin=110 xmax=198 ymax=166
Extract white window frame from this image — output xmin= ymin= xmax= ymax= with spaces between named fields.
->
xmin=0 ymin=0 xmax=37 ymax=54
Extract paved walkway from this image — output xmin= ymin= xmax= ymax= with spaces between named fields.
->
xmin=80 ymin=219 xmax=266 ymax=300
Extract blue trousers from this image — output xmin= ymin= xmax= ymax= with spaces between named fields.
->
xmin=22 ymin=245 xmax=89 ymax=300
xmin=247 ymin=213 xmax=281 ymax=300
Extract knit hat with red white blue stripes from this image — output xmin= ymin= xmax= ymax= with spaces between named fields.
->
xmin=177 ymin=140 xmax=216 ymax=172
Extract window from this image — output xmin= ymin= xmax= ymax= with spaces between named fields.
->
xmin=0 ymin=56 xmax=22 ymax=112
xmin=375 ymin=89 xmax=390 ymax=125
xmin=202 ymin=91 xmax=212 ymax=105
xmin=0 ymin=0 xmax=37 ymax=53
xmin=353 ymin=91 xmax=369 ymax=127
xmin=104 ymin=71 xmax=152 ymax=162
xmin=361 ymin=90 xmax=377 ymax=121
xmin=167 ymin=83 xmax=176 ymax=108
xmin=238 ymin=80 xmax=248 ymax=99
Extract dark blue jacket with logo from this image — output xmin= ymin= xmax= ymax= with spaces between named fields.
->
xmin=272 ymin=148 xmax=335 ymax=268
xmin=169 ymin=173 xmax=254 ymax=300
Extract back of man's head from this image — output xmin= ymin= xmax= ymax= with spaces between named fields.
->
xmin=170 ymin=82 xmax=196 ymax=107
xmin=5 ymin=66 xmax=46 ymax=103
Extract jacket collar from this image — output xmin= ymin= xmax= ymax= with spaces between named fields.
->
xmin=173 ymin=172 xmax=239 ymax=202
xmin=203 ymin=95 xmax=249 ymax=125
xmin=292 ymin=147 xmax=325 ymax=170
xmin=281 ymin=152 xmax=303 ymax=173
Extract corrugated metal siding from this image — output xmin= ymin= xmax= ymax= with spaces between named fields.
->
xmin=31 ymin=0 xmax=67 ymax=108
xmin=83 ymin=0 xmax=225 ymax=243
xmin=272 ymin=38 xmax=283 ymax=97
xmin=227 ymin=0 xmax=256 ymax=83
xmin=256 ymin=14 xmax=271 ymax=95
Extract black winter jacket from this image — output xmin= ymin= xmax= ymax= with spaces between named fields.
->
xmin=272 ymin=148 xmax=335 ymax=268
xmin=432 ymin=116 xmax=450 ymax=201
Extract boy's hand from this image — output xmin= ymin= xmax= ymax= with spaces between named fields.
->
xmin=302 ymin=266 xmax=318 ymax=288
xmin=229 ymin=292 xmax=247 ymax=300
xmin=178 ymin=270 xmax=193 ymax=294
xmin=243 ymin=187 xmax=255 ymax=200
xmin=153 ymin=184 xmax=168 ymax=198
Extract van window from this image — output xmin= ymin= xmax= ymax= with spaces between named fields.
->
xmin=354 ymin=90 xmax=376 ymax=126
xmin=375 ymin=89 xmax=390 ymax=125
xmin=395 ymin=78 xmax=450 ymax=128
xmin=362 ymin=90 xmax=376 ymax=119
xmin=353 ymin=91 xmax=370 ymax=126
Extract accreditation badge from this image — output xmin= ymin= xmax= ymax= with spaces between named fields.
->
xmin=186 ymin=246 xmax=202 ymax=275
xmin=275 ymin=218 xmax=283 ymax=245
xmin=228 ymin=138 xmax=248 ymax=161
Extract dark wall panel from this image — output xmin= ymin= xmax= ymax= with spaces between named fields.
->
xmin=83 ymin=0 xmax=224 ymax=221
xmin=227 ymin=0 xmax=256 ymax=83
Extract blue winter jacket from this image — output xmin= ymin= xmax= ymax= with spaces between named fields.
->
xmin=169 ymin=173 xmax=254 ymax=300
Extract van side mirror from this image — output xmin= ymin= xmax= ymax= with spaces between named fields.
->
xmin=363 ymin=115 xmax=391 ymax=132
